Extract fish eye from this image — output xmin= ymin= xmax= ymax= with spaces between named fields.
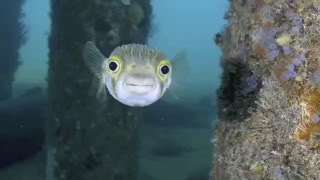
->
xmin=107 ymin=56 xmax=122 ymax=74
xmin=161 ymin=65 xmax=170 ymax=75
xmin=109 ymin=61 xmax=118 ymax=71
xmin=158 ymin=60 xmax=171 ymax=78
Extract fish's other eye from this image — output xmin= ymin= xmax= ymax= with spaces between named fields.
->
xmin=107 ymin=56 xmax=122 ymax=74
xmin=161 ymin=65 xmax=170 ymax=75
xmin=157 ymin=60 xmax=171 ymax=78
xmin=109 ymin=61 xmax=118 ymax=71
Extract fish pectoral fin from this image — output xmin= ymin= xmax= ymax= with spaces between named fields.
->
xmin=96 ymin=81 xmax=107 ymax=103
xmin=82 ymin=41 xmax=106 ymax=78
xmin=171 ymin=49 xmax=190 ymax=81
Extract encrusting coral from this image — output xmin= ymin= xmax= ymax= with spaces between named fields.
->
xmin=212 ymin=0 xmax=320 ymax=179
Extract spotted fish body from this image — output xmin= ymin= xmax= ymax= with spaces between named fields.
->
xmin=82 ymin=41 xmax=172 ymax=107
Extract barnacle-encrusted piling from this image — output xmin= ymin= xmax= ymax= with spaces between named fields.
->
xmin=213 ymin=0 xmax=320 ymax=179
xmin=47 ymin=0 xmax=151 ymax=179
xmin=0 ymin=0 xmax=27 ymax=101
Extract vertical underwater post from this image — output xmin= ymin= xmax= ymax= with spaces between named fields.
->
xmin=0 ymin=0 xmax=27 ymax=101
xmin=213 ymin=0 xmax=320 ymax=179
xmin=47 ymin=0 xmax=151 ymax=179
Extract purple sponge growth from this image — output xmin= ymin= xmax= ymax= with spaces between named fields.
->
xmin=241 ymin=76 xmax=261 ymax=95
xmin=286 ymin=63 xmax=295 ymax=71
xmin=281 ymin=70 xmax=298 ymax=80
xmin=293 ymin=53 xmax=305 ymax=66
xmin=292 ymin=16 xmax=303 ymax=26
xmin=311 ymin=114 xmax=320 ymax=123
xmin=267 ymin=49 xmax=280 ymax=60
xmin=282 ymin=46 xmax=292 ymax=55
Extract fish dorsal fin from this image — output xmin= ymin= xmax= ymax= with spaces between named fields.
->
xmin=82 ymin=41 xmax=106 ymax=78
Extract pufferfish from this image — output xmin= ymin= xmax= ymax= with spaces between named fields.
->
xmin=82 ymin=41 xmax=178 ymax=107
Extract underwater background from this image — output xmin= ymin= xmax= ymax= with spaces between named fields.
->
xmin=0 ymin=0 xmax=229 ymax=180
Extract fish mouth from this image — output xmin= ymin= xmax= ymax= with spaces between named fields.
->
xmin=124 ymin=78 xmax=155 ymax=94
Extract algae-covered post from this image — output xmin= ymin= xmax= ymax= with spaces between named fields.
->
xmin=0 ymin=0 xmax=27 ymax=101
xmin=213 ymin=0 xmax=320 ymax=179
xmin=47 ymin=0 xmax=151 ymax=179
